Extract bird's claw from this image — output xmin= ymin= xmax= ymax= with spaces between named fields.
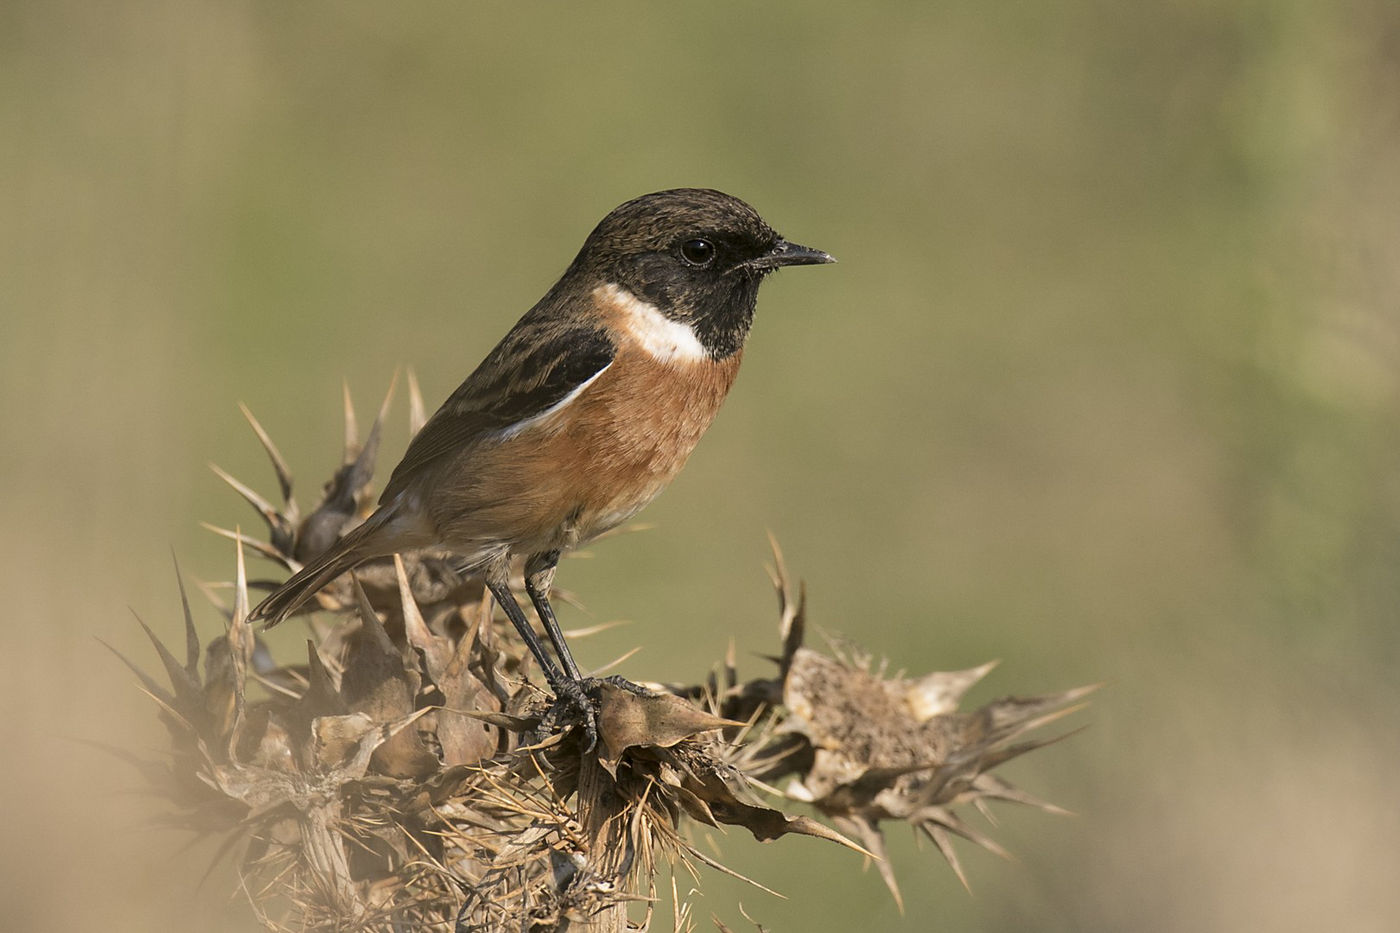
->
xmin=539 ymin=676 xmax=652 ymax=753
xmin=540 ymin=677 xmax=599 ymax=751
xmin=598 ymin=674 xmax=651 ymax=697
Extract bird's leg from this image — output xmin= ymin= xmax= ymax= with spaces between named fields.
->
xmin=484 ymin=571 xmax=568 ymax=691
xmin=521 ymin=551 xmax=653 ymax=750
xmin=521 ymin=552 xmax=600 ymax=750
xmin=523 ymin=550 xmax=583 ymax=683
xmin=486 ymin=571 xmax=602 ymax=749
xmin=479 ymin=556 xmax=593 ymax=748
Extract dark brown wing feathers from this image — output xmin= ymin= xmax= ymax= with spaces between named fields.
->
xmin=378 ymin=315 xmax=616 ymax=505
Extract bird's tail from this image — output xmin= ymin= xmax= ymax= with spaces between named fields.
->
xmin=250 ymin=508 xmax=401 ymax=628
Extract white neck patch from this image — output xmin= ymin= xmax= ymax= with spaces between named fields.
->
xmin=596 ymin=283 xmax=710 ymax=363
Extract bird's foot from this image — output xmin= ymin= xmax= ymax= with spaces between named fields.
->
xmin=541 ymin=675 xmax=653 ymax=753
xmin=540 ymin=678 xmax=597 ymax=749
xmin=597 ymin=674 xmax=652 ymax=697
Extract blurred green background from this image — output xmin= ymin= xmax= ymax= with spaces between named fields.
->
xmin=4 ymin=1 xmax=1399 ymax=930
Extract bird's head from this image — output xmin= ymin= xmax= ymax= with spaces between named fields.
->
xmin=572 ymin=188 xmax=834 ymax=359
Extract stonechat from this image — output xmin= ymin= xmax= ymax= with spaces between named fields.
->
xmin=251 ymin=188 xmax=834 ymax=743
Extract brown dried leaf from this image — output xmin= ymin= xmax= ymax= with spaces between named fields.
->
xmin=292 ymin=379 xmax=395 ymax=563
xmin=764 ymin=533 xmax=805 ymax=681
xmin=957 ymin=684 xmax=1100 ymax=746
xmin=905 ymin=660 xmax=999 ymax=722
xmin=338 ymin=579 xmax=436 ymax=778
xmin=406 ymin=367 xmax=427 ymax=436
xmin=285 ymin=641 xmax=348 ymax=769
xmin=831 ymin=814 xmax=901 ymax=912
xmin=709 ymin=798 xmax=871 ymax=855
xmin=238 ymin=401 xmax=294 ymax=506
xmin=208 ymin=462 xmax=286 ymax=544
xmin=395 ymin=556 xmax=499 ymax=765
xmin=596 ymin=685 xmax=740 ymax=769
xmin=310 ymin=712 xmax=379 ymax=771
xmin=397 ymin=555 xmax=454 ymax=679
xmin=170 ymin=551 xmax=202 ymax=677
xmin=200 ymin=522 xmax=290 ymax=568
xmin=224 ymin=533 xmax=256 ymax=759
xmin=450 ymin=708 xmax=541 ymax=732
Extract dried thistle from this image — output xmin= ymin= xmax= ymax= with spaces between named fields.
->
xmin=118 ymin=384 xmax=1093 ymax=931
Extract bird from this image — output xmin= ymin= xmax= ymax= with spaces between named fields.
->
xmin=250 ymin=188 xmax=834 ymax=743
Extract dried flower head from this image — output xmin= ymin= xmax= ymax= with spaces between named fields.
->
xmin=117 ymin=382 xmax=1093 ymax=931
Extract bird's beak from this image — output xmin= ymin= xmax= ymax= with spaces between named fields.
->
xmin=747 ymin=239 xmax=837 ymax=272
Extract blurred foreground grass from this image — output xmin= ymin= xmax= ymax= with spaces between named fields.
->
xmin=3 ymin=1 xmax=1399 ymax=930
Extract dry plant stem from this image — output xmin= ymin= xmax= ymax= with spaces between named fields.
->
xmin=302 ymin=798 xmax=360 ymax=921
xmin=574 ymin=755 xmax=630 ymax=932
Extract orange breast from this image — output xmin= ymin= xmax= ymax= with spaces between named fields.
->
xmin=426 ymin=326 xmax=742 ymax=561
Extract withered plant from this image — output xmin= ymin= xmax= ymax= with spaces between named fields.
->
xmin=118 ymin=378 xmax=1094 ymax=931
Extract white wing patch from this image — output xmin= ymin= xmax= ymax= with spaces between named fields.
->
xmin=494 ymin=361 xmax=613 ymax=440
xmin=596 ymin=283 xmax=709 ymax=363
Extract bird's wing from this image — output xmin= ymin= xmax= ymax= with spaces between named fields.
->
xmin=379 ymin=320 xmax=616 ymax=505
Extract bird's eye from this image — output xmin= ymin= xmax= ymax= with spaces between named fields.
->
xmin=679 ymin=238 xmax=716 ymax=266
